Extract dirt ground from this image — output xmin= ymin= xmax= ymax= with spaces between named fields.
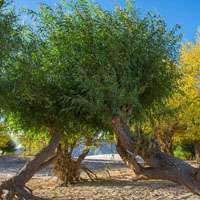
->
xmin=0 ymin=156 xmax=200 ymax=200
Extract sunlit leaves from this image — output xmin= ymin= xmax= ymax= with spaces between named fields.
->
xmin=0 ymin=1 xmax=180 ymax=133
xmin=174 ymin=38 xmax=200 ymax=143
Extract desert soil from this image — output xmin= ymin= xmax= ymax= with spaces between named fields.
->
xmin=0 ymin=156 xmax=199 ymax=200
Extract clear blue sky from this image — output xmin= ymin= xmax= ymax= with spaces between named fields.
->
xmin=14 ymin=0 xmax=200 ymax=42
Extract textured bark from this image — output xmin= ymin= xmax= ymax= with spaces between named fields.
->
xmin=0 ymin=128 xmax=62 ymax=200
xmin=54 ymin=144 xmax=93 ymax=185
xmin=54 ymin=145 xmax=82 ymax=185
xmin=195 ymin=142 xmax=200 ymax=163
xmin=112 ymin=116 xmax=200 ymax=195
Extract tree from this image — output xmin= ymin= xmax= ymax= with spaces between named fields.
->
xmin=0 ymin=1 xmax=199 ymax=199
xmin=173 ymin=37 xmax=200 ymax=162
xmin=0 ymin=1 xmax=64 ymax=199
xmin=30 ymin=1 xmax=199 ymax=194
xmin=44 ymin=1 xmax=199 ymax=194
xmin=146 ymin=100 xmax=187 ymax=155
xmin=145 ymin=36 xmax=200 ymax=160
xmin=0 ymin=1 xmax=99 ymax=198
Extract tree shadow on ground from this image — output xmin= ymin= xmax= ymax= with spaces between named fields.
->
xmin=68 ymin=178 xmax=178 ymax=189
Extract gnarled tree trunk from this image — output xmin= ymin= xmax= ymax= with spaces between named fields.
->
xmin=54 ymin=144 xmax=96 ymax=185
xmin=0 ymin=128 xmax=62 ymax=200
xmin=112 ymin=117 xmax=200 ymax=195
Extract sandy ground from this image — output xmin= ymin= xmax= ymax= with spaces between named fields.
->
xmin=0 ymin=156 xmax=200 ymax=200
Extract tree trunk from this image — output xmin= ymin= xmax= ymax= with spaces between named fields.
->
xmin=54 ymin=144 xmax=95 ymax=185
xmin=112 ymin=116 xmax=200 ymax=195
xmin=0 ymin=128 xmax=62 ymax=200
xmin=54 ymin=145 xmax=82 ymax=185
xmin=195 ymin=142 xmax=200 ymax=163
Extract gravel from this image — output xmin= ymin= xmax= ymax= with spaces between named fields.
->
xmin=0 ymin=156 xmax=199 ymax=200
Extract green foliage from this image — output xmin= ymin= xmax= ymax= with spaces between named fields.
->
xmin=0 ymin=133 xmax=10 ymax=150
xmin=0 ymin=122 xmax=9 ymax=147
xmin=174 ymin=39 xmax=200 ymax=144
xmin=0 ymin=122 xmax=16 ymax=154
xmin=0 ymin=139 xmax=16 ymax=154
xmin=173 ymin=145 xmax=194 ymax=160
xmin=17 ymin=130 xmax=49 ymax=155
xmin=0 ymin=0 xmax=21 ymax=66
xmin=0 ymin=1 xmax=181 ymax=134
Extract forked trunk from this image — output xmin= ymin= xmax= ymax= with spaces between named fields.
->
xmin=112 ymin=116 xmax=200 ymax=195
xmin=54 ymin=145 xmax=83 ymax=185
xmin=0 ymin=128 xmax=62 ymax=200
xmin=55 ymin=157 xmax=82 ymax=185
xmin=54 ymin=144 xmax=96 ymax=185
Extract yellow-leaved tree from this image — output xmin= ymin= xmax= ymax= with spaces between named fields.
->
xmin=149 ymin=35 xmax=200 ymax=162
xmin=174 ymin=36 xmax=200 ymax=161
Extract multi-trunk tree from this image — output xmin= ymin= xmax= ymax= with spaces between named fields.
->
xmin=0 ymin=0 xmax=200 ymax=199
xmin=54 ymin=123 xmax=99 ymax=185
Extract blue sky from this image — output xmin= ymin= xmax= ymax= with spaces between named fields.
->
xmin=14 ymin=0 xmax=200 ymax=42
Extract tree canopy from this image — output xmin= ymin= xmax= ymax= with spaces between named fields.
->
xmin=1 ymin=1 xmax=200 ymax=199
xmin=0 ymin=1 xmax=181 ymax=131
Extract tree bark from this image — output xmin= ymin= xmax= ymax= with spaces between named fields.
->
xmin=0 ymin=128 xmax=62 ymax=200
xmin=54 ymin=144 xmax=94 ymax=185
xmin=112 ymin=116 xmax=200 ymax=195
xmin=195 ymin=141 xmax=200 ymax=164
